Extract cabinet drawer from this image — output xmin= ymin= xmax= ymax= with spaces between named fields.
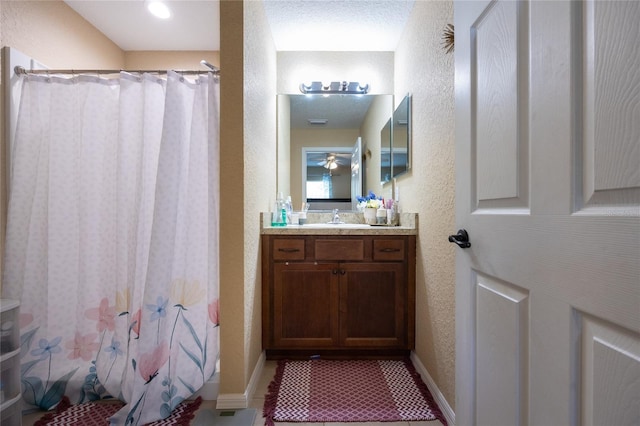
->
xmin=273 ymin=239 xmax=305 ymax=260
xmin=315 ymin=239 xmax=364 ymax=261
xmin=373 ymin=239 xmax=405 ymax=261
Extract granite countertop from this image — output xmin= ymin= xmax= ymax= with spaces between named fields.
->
xmin=260 ymin=212 xmax=417 ymax=235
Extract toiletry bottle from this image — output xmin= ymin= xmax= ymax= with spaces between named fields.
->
xmin=272 ymin=193 xmax=286 ymax=226
xmin=376 ymin=206 xmax=387 ymax=224
xmin=285 ymin=196 xmax=293 ymax=224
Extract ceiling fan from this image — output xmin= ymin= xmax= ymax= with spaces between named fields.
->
xmin=319 ymin=154 xmax=340 ymax=170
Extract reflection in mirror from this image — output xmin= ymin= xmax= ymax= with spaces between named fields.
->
xmin=381 ymin=118 xmax=392 ymax=185
xmin=303 ymin=149 xmax=352 ymax=204
xmin=278 ymin=94 xmax=393 ymax=211
xmin=392 ymin=94 xmax=411 ymax=177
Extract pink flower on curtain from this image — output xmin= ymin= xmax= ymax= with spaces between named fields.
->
xmin=85 ymin=298 xmax=116 ymax=332
xmin=65 ymin=332 xmax=99 ymax=361
xmin=20 ymin=312 xmax=34 ymax=328
xmin=208 ymin=299 xmax=219 ymax=326
xmin=138 ymin=341 xmax=170 ymax=384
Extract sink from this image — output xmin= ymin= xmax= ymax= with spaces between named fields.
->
xmin=294 ymin=223 xmax=371 ymax=229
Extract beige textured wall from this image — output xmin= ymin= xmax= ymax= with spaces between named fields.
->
xmin=219 ymin=0 xmax=245 ymax=394
xmin=125 ymin=51 xmax=219 ymax=70
xmin=1 ymin=1 xmax=124 ymax=70
xmin=219 ymin=0 xmax=277 ymax=395
xmin=394 ymin=1 xmax=456 ymax=408
xmin=243 ymin=0 xmax=277 ymax=392
xmin=277 ymin=51 xmax=393 ymax=95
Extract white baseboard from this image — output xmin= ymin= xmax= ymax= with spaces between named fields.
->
xmin=410 ymin=352 xmax=456 ymax=426
xmin=216 ymin=351 xmax=266 ymax=409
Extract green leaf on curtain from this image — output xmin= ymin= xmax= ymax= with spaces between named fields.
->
xmin=161 ymin=384 xmax=177 ymax=402
xmin=181 ymin=315 xmax=203 ymax=353
xmin=178 ymin=376 xmax=196 ymax=394
xmin=160 ymin=403 xmax=172 ymax=419
xmin=21 ymin=359 xmax=41 ymax=377
xmin=126 ymin=392 xmax=145 ymax=425
xmin=40 ymin=367 xmax=79 ymax=410
xmin=179 ymin=342 xmax=203 ymax=373
xmin=22 ymin=376 xmax=45 ymax=406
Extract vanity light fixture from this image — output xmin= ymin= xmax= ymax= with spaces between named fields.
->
xmin=145 ymin=0 xmax=171 ymax=19
xmin=299 ymin=81 xmax=370 ymax=95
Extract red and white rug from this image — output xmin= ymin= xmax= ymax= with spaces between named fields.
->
xmin=263 ymin=359 xmax=447 ymax=425
xmin=33 ymin=396 xmax=202 ymax=425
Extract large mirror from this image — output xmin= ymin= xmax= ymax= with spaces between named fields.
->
xmin=277 ymin=94 xmax=393 ymax=211
xmin=392 ymin=94 xmax=411 ymax=177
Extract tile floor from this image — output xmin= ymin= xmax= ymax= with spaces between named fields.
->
xmin=22 ymin=360 xmax=445 ymax=426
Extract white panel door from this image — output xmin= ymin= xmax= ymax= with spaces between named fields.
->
xmin=454 ymin=1 xmax=640 ymax=425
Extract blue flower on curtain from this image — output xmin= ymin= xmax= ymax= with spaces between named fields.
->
xmin=21 ymin=331 xmax=79 ymax=410
xmin=147 ymin=296 xmax=169 ymax=343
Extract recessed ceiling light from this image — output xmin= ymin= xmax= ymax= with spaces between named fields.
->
xmin=146 ymin=0 xmax=171 ymax=19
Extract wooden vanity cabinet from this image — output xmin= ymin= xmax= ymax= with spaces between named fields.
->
xmin=262 ymin=235 xmax=416 ymax=358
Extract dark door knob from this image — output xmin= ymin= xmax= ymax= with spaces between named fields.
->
xmin=448 ymin=229 xmax=471 ymax=248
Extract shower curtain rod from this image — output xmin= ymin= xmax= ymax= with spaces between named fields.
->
xmin=14 ymin=65 xmax=220 ymax=76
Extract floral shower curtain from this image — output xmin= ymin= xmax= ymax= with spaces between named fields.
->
xmin=2 ymin=70 xmax=219 ymax=425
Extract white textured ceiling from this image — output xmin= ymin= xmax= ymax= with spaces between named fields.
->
xmin=64 ymin=0 xmax=414 ymax=52
xmin=263 ymin=0 xmax=414 ymax=51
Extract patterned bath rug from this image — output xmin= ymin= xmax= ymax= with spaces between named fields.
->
xmin=263 ymin=359 xmax=447 ymax=425
xmin=33 ymin=396 xmax=202 ymax=425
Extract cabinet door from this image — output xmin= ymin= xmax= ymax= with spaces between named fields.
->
xmin=273 ymin=262 xmax=339 ymax=348
xmin=339 ymin=262 xmax=406 ymax=348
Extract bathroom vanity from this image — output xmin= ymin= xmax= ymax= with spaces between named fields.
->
xmin=261 ymin=214 xmax=417 ymax=359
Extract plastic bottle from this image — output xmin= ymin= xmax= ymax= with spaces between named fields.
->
xmin=271 ymin=193 xmax=287 ymax=227
xmin=285 ymin=196 xmax=293 ymax=224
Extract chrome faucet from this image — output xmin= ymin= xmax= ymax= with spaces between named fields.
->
xmin=332 ymin=209 xmax=341 ymax=224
